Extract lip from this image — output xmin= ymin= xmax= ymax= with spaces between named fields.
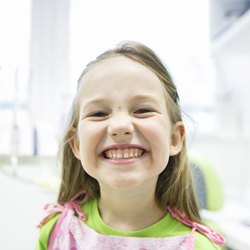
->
xmin=101 ymin=155 xmax=147 ymax=164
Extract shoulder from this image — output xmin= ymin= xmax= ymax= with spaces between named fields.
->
xmin=35 ymin=214 xmax=59 ymax=250
xmin=195 ymin=231 xmax=222 ymax=250
xmin=35 ymin=198 xmax=94 ymax=250
xmin=165 ymin=213 xmax=223 ymax=249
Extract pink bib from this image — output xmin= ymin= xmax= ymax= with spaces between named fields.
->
xmin=38 ymin=190 xmax=224 ymax=250
xmin=48 ymin=208 xmax=195 ymax=250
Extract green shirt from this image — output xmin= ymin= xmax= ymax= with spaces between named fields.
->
xmin=36 ymin=198 xmax=221 ymax=249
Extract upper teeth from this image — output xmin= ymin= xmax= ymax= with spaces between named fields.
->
xmin=104 ymin=148 xmax=144 ymax=160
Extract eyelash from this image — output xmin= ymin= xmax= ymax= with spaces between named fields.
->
xmin=134 ymin=108 xmax=154 ymax=114
xmin=86 ymin=108 xmax=155 ymax=120
xmin=89 ymin=111 xmax=108 ymax=117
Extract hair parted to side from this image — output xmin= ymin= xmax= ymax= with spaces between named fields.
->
xmin=57 ymin=41 xmax=201 ymax=223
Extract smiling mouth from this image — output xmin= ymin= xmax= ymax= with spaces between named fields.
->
xmin=102 ymin=148 xmax=145 ymax=160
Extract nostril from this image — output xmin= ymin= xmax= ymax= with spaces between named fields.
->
xmin=108 ymin=123 xmax=134 ymax=137
xmin=111 ymin=131 xmax=131 ymax=137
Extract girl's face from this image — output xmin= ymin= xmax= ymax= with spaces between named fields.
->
xmin=71 ymin=56 xmax=184 ymax=191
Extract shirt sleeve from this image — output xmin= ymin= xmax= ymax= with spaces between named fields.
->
xmin=195 ymin=231 xmax=223 ymax=250
xmin=35 ymin=214 xmax=59 ymax=250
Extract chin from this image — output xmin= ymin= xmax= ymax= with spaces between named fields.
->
xmin=103 ymin=175 xmax=151 ymax=191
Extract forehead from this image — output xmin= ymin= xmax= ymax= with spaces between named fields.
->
xmin=78 ymin=56 xmax=166 ymax=103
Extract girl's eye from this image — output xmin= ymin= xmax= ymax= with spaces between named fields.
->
xmin=134 ymin=108 xmax=153 ymax=114
xmin=89 ymin=112 xmax=108 ymax=117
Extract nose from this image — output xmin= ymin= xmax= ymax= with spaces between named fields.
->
xmin=107 ymin=113 xmax=134 ymax=138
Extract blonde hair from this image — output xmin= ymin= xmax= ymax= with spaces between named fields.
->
xmin=57 ymin=41 xmax=201 ymax=223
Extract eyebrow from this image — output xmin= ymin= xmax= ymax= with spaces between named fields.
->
xmin=82 ymin=95 xmax=160 ymax=107
xmin=130 ymin=95 xmax=159 ymax=102
xmin=81 ymin=98 xmax=111 ymax=108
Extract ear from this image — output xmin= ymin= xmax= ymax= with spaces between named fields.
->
xmin=169 ymin=121 xmax=185 ymax=156
xmin=68 ymin=127 xmax=81 ymax=160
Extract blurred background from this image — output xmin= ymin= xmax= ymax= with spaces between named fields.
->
xmin=0 ymin=0 xmax=250 ymax=249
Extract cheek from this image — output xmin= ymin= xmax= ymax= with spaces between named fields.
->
xmin=138 ymin=118 xmax=171 ymax=165
xmin=77 ymin=122 xmax=106 ymax=165
xmin=139 ymin=118 xmax=171 ymax=144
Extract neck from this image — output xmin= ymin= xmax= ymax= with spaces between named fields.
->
xmin=98 ymin=185 xmax=165 ymax=231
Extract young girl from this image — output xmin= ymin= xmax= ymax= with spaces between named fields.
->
xmin=36 ymin=41 xmax=225 ymax=249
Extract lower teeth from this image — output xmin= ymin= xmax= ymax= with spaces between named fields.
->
xmin=105 ymin=153 xmax=144 ymax=160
